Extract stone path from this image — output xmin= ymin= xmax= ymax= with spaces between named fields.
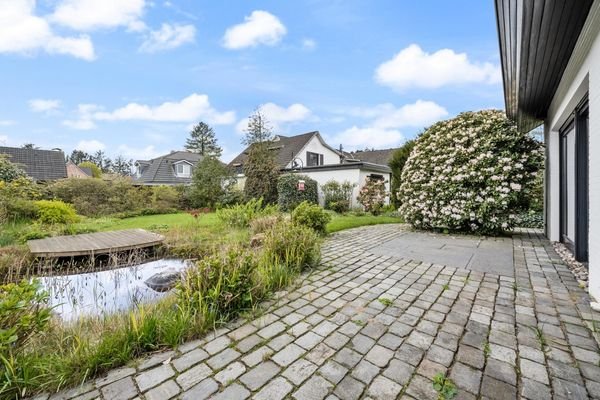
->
xmin=37 ymin=224 xmax=600 ymax=400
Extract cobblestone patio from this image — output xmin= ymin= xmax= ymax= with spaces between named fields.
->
xmin=37 ymin=224 xmax=600 ymax=400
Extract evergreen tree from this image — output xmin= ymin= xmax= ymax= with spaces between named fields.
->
xmin=242 ymin=108 xmax=279 ymax=204
xmin=185 ymin=122 xmax=222 ymax=157
xmin=389 ymin=139 xmax=416 ymax=208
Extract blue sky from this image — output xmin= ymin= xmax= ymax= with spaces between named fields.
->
xmin=0 ymin=0 xmax=503 ymax=162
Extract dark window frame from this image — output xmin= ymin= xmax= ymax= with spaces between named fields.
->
xmin=558 ymin=96 xmax=589 ymax=263
xmin=306 ymin=151 xmax=324 ymax=167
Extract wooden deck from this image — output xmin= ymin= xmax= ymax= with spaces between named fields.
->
xmin=27 ymin=229 xmax=165 ymax=257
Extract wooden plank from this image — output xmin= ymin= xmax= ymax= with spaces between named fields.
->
xmin=27 ymin=229 xmax=165 ymax=257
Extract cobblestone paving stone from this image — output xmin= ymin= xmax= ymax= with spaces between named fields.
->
xmin=37 ymin=224 xmax=600 ymax=399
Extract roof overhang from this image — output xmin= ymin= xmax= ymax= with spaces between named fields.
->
xmin=495 ymin=0 xmax=593 ymax=132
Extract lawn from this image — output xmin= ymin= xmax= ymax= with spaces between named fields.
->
xmin=74 ymin=211 xmax=402 ymax=233
xmin=327 ymin=213 xmax=402 ymax=233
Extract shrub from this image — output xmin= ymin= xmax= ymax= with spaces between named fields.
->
xmin=291 ymin=201 xmax=331 ymax=235
xmin=178 ymin=247 xmax=258 ymax=325
xmin=0 ymin=155 xmax=27 ymax=183
xmin=515 ymin=210 xmax=544 ymax=229
xmin=34 ymin=200 xmax=79 ymax=224
xmin=0 ymin=280 xmax=51 ymax=398
xmin=398 ymin=110 xmax=544 ymax=234
xmin=321 ymin=180 xmax=355 ymax=213
xmin=357 ymin=178 xmax=388 ymax=215
xmin=0 ymin=177 xmax=42 ymax=223
xmin=250 ymin=214 xmax=283 ymax=235
xmin=216 ymin=198 xmax=278 ymax=228
xmin=277 ymin=174 xmax=318 ymax=212
xmin=47 ymin=178 xmax=182 ymax=217
xmin=151 ymin=186 xmax=180 ymax=210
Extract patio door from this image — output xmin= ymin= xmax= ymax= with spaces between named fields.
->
xmin=559 ymin=99 xmax=589 ymax=262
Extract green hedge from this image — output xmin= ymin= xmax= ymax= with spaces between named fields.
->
xmin=277 ymin=174 xmax=318 ymax=212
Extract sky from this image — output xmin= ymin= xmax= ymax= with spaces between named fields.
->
xmin=0 ymin=0 xmax=504 ymax=162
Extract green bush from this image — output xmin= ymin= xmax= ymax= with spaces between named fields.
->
xmin=250 ymin=214 xmax=283 ymax=235
xmin=321 ymin=180 xmax=355 ymax=213
xmin=178 ymin=247 xmax=258 ymax=325
xmin=216 ymin=198 xmax=278 ymax=228
xmin=515 ymin=210 xmax=544 ymax=229
xmin=34 ymin=200 xmax=79 ymax=224
xmin=291 ymin=201 xmax=331 ymax=235
xmin=0 ymin=155 xmax=27 ymax=183
xmin=0 ymin=280 xmax=51 ymax=398
xmin=47 ymin=178 xmax=182 ymax=217
xmin=262 ymin=220 xmax=320 ymax=271
xmin=277 ymin=174 xmax=318 ymax=212
xmin=0 ymin=177 xmax=43 ymax=223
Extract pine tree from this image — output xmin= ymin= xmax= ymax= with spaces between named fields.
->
xmin=242 ymin=108 xmax=279 ymax=204
xmin=185 ymin=122 xmax=222 ymax=157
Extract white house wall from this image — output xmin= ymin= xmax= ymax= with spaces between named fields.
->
xmin=546 ymin=1 xmax=600 ymax=301
xmin=293 ymin=169 xmax=361 ymax=207
xmin=284 ymin=136 xmax=341 ymax=169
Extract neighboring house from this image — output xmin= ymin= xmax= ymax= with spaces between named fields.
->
xmin=134 ymin=151 xmax=203 ymax=185
xmin=229 ymin=131 xmax=392 ymax=207
xmin=495 ymin=1 xmax=600 ymax=303
xmin=0 ymin=146 xmax=67 ymax=181
xmin=66 ymin=161 xmax=92 ymax=178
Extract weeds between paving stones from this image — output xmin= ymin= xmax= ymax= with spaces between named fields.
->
xmin=378 ymin=297 xmax=393 ymax=307
xmin=532 ymin=326 xmax=548 ymax=351
xmin=433 ymin=372 xmax=458 ymax=400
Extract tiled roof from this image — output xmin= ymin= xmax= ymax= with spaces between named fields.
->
xmin=229 ymin=131 xmax=338 ymax=169
xmin=135 ymin=151 xmax=203 ymax=185
xmin=347 ymin=148 xmax=399 ymax=166
xmin=0 ymin=146 xmax=67 ymax=181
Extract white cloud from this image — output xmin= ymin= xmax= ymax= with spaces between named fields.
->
xmin=331 ymin=100 xmax=449 ymax=150
xmin=0 ymin=135 xmax=8 ymax=145
xmin=50 ymin=0 xmax=146 ymax=31
xmin=94 ymin=93 xmax=236 ymax=125
xmin=375 ymin=44 xmax=501 ymax=90
xmin=223 ymin=10 xmax=286 ymax=49
xmin=0 ymin=0 xmax=95 ymax=61
xmin=139 ymin=23 xmax=195 ymax=53
xmin=62 ymin=104 xmax=101 ymax=130
xmin=75 ymin=139 xmax=105 ymax=153
xmin=236 ymin=102 xmax=311 ymax=133
xmin=332 ymin=126 xmax=405 ymax=149
xmin=117 ymin=144 xmax=162 ymax=160
xmin=29 ymin=98 xmax=61 ymax=113
xmin=302 ymin=38 xmax=316 ymax=50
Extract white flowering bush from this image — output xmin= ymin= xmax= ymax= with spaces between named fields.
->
xmin=398 ymin=110 xmax=543 ymax=234
xmin=357 ymin=178 xmax=388 ymax=215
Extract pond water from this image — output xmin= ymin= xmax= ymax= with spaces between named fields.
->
xmin=39 ymin=259 xmax=190 ymax=321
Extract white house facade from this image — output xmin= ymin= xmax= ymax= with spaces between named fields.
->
xmin=229 ymin=131 xmax=393 ymax=208
xmin=496 ymin=0 xmax=600 ymax=303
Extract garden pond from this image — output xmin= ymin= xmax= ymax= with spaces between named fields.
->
xmin=39 ymin=258 xmax=190 ymax=321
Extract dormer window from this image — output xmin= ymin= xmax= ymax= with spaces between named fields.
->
xmin=307 ymin=151 xmax=324 ymax=167
xmin=175 ymin=162 xmax=191 ymax=177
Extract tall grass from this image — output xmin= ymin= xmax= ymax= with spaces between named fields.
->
xmin=0 ymin=219 xmax=321 ymax=398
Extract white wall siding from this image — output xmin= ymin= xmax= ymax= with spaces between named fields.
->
xmin=546 ymin=2 xmax=600 ymax=301
xmin=292 ymin=169 xmax=361 ymax=207
xmin=284 ymin=135 xmax=340 ymax=168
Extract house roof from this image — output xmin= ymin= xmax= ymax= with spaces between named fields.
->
xmin=229 ymin=131 xmax=340 ymax=169
xmin=347 ymin=148 xmax=398 ymax=166
xmin=0 ymin=146 xmax=67 ymax=181
xmin=135 ymin=151 xmax=203 ymax=185
xmin=495 ymin=0 xmax=594 ymax=132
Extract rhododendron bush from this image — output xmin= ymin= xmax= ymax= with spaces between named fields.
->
xmin=398 ymin=110 xmax=543 ymax=234
xmin=357 ymin=177 xmax=388 ymax=215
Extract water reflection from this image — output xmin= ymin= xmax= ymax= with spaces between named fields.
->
xmin=39 ymin=259 xmax=190 ymax=321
